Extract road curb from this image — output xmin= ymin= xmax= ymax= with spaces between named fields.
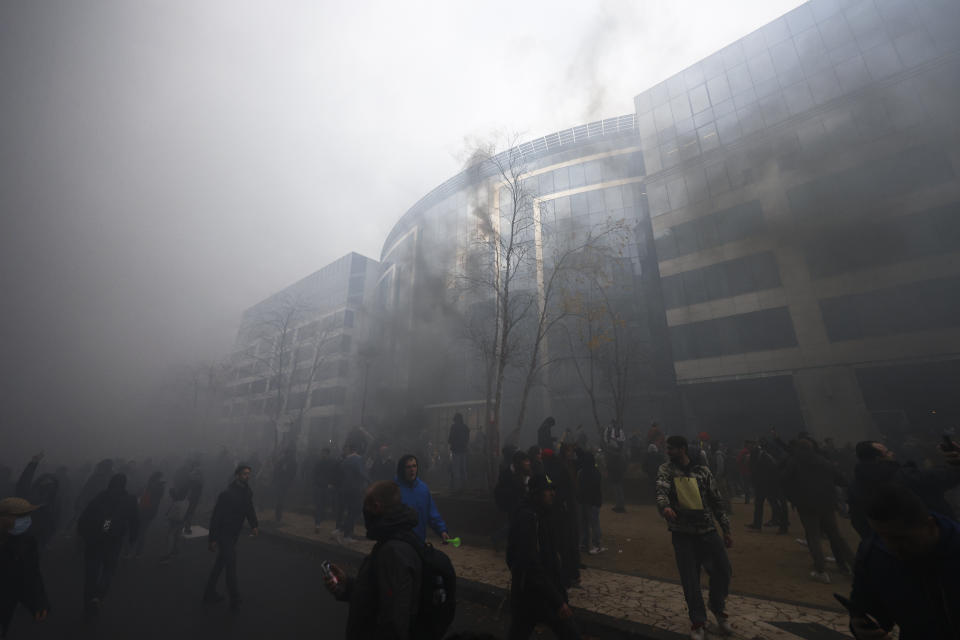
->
xmin=258 ymin=526 xmax=686 ymax=639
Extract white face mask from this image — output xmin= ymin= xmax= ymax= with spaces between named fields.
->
xmin=10 ymin=516 xmax=31 ymax=536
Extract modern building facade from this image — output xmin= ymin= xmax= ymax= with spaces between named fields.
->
xmin=221 ymin=252 xmax=380 ymax=453
xmin=373 ymin=117 xmax=680 ymax=443
xmin=635 ymin=0 xmax=960 ymax=443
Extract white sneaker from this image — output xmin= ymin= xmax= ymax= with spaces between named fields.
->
xmin=810 ymin=570 xmax=831 ymax=584
xmin=588 ymin=546 xmax=607 ymax=555
xmin=690 ymin=624 xmax=705 ymax=640
xmin=715 ymin=613 xmax=734 ymax=636
xmin=330 ymin=529 xmax=344 ymax=544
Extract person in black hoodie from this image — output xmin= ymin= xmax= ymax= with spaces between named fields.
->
xmin=848 ymin=484 xmax=960 ymax=640
xmin=506 ymin=474 xmax=580 ymax=640
xmin=545 ymin=444 xmax=581 ymax=589
xmin=77 ymin=473 xmax=139 ymax=614
xmin=203 ymin=464 xmax=258 ymax=610
xmin=323 ymin=480 xmax=422 ymax=640
xmin=780 ymin=439 xmax=855 ymax=583
xmin=14 ymin=452 xmax=60 ymax=549
xmin=0 ymin=497 xmax=49 ymax=638
xmin=848 ymin=440 xmax=960 ymax=540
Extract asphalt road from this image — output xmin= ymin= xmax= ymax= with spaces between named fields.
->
xmin=8 ymin=522 xmax=510 ymax=640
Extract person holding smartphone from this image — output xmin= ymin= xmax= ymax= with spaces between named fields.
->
xmin=847 ymin=483 xmax=960 ymax=639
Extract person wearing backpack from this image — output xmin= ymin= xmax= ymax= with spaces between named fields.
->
xmin=77 ymin=473 xmax=139 ymax=615
xmin=324 ymin=480 xmax=457 ymax=640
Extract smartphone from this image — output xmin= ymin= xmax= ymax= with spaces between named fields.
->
xmin=834 ymin=594 xmax=879 ymax=630
xmin=321 ymin=560 xmax=337 ymax=584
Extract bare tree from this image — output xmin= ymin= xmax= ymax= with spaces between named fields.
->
xmin=245 ymin=293 xmax=339 ymax=455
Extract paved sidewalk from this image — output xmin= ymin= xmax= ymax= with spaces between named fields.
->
xmin=260 ymin=510 xmax=852 ymax=640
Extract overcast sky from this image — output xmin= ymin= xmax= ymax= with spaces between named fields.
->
xmin=0 ymin=0 xmax=803 ymax=454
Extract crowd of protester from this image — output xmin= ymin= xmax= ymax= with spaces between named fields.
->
xmin=2 ymin=413 xmax=959 ymax=639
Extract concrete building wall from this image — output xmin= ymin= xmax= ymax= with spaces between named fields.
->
xmin=634 ymin=0 xmax=960 ymax=443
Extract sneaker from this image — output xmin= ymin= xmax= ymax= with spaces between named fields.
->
xmin=203 ymin=592 xmax=225 ymax=605
xmin=795 ymin=538 xmax=808 ymax=545
xmin=588 ymin=546 xmax=607 ymax=555
xmin=330 ymin=529 xmax=344 ymax=544
xmin=810 ymin=571 xmax=831 ymax=584
xmin=837 ymin=564 xmax=853 ymax=577
xmin=690 ymin=623 xmax=706 ymax=640
xmin=715 ymin=612 xmax=733 ymax=636
xmin=314 ymin=526 xmax=321 ymax=534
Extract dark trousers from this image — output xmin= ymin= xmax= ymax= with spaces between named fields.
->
xmin=671 ymin=531 xmax=731 ymax=625
xmin=314 ymin=486 xmax=334 ymax=525
xmin=508 ymin=597 xmax=580 ymax=640
xmin=611 ymin=482 xmax=625 ymax=510
xmin=797 ymin=507 xmax=855 ymax=573
xmin=579 ymin=505 xmax=601 ymax=549
xmin=752 ymin=487 xmax=788 ymax=528
xmin=204 ymin=537 xmax=239 ymax=601
xmin=84 ymin=539 xmax=123 ymax=603
xmin=341 ymin=489 xmax=361 ymax=537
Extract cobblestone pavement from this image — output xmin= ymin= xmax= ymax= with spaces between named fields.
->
xmin=260 ymin=510 xmax=854 ymax=640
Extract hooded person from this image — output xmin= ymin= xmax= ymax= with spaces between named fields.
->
xmin=395 ymin=455 xmax=450 ymax=543
xmin=506 ymin=474 xmax=581 ymax=640
xmin=323 ymin=480 xmax=424 ymax=640
xmin=0 ymin=498 xmax=49 ymax=638
xmin=77 ymin=473 xmax=139 ymax=615
xmin=73 ymin=459 xmax=113 ymax=524
xmin=537 ymin=417 xmax=557 ymax=452
xmin=203 ymin=464 xmax=258 ymax=610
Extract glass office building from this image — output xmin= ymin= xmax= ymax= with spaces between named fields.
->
xmin=635 ymin=0 xmax=960 ymax=442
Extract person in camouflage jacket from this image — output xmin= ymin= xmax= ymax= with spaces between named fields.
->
xmin=655 ymin=436 xmax=734 ymax=640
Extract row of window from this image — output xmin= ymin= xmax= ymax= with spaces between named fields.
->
xmin=669 ymin=306 xmax=798 ymax=361
xmin=654 ymin=200 xmax=765 ymax=261
xmin=820 ymin=275 xmax=960 ymax=342
xmin=661 ymin=251 xmax=782 ymax=309
xmin=804 ymin=200 xmax=960 ymax=279
xmin=222 ymin=385 xmax=349 ymax=418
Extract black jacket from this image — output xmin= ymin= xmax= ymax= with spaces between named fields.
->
xmin=780 ymin=449 xmax=845 ymax=512
xmin=337 ymin=505 xmax=422 ymax=640
xmin=506 ymin=496 xmax=566 ymax=612
xmin=0 ymin=533 xmax=49 ymax=636
xmin=577 ymin=452 xmax=602 ymax=507
xmin=849 ymin=460 xmax=960 ymax=537
xmin=78 ymin=487 xmax=140 ymax=544
xmin=448 ymin=420 xmax=470 ymax=455
xmin=15 ymin=461 xmax=60 ymax=546
xmin=208 ymin=480 xmax=258 ymax=542
xmin=850 ymin=512 xmax=960 ymax=639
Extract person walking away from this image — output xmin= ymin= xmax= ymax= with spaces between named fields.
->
xmin=77 ymin=474 xmax=139 ymax=615
xmin=395 ymin=454 xmax=450 ymax=543
xmin=656 ymin=436 xmax=734 ymax=640
xmin=747 ymin=440 xmax=788 ymax=533
xmin=14 ymin=452 xmax=60 ymax=549
xmin=537 ymin=417 xmax=557 ymax=451
xmin=203 ymin=464 xmax=258 ymax=610
xmin=448 ymin=413 xmax=471 ymax=493
xmin=0 ymin=498 xmax=49 ymax=638
xmin=506 ymin=474 xmax=581 ymax=640
xmin=607 ymin=443 xmax=627 ymax=513
xmin=273 ymin=447 xmax=298 ymax=523
xmin=545 ymin=444 xmax=581 ymax=589
xmin=133 ymin=471 xmax=165 ymax=559
xmin=577 ymin=450 xmax=605 ymax=554
xmin=492 ymin=450 xmax=530 ymax=551
xmin=159 ymin=487 xmax=188 ymax=565
xmin=780 ymin=439 xmax=855 ymax=584
xmin=313 ymin=448 xmax=337 ymax=534
xmin=334 ymin=444 xmax=368 ymax=543
xmin=323 ymin=481 xmax=427 ymax=640
xmin=847 ymin=484 xmax=960 ymax=639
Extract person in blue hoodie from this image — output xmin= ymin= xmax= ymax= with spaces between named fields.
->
xmin=394 ymin=454 xmax=450 ymax=543
xmin=847 ymin=483 xmax=960 ymax=639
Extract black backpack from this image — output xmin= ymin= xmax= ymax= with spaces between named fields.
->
xmin=389 ymin=531 xmax=457 ymax=640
